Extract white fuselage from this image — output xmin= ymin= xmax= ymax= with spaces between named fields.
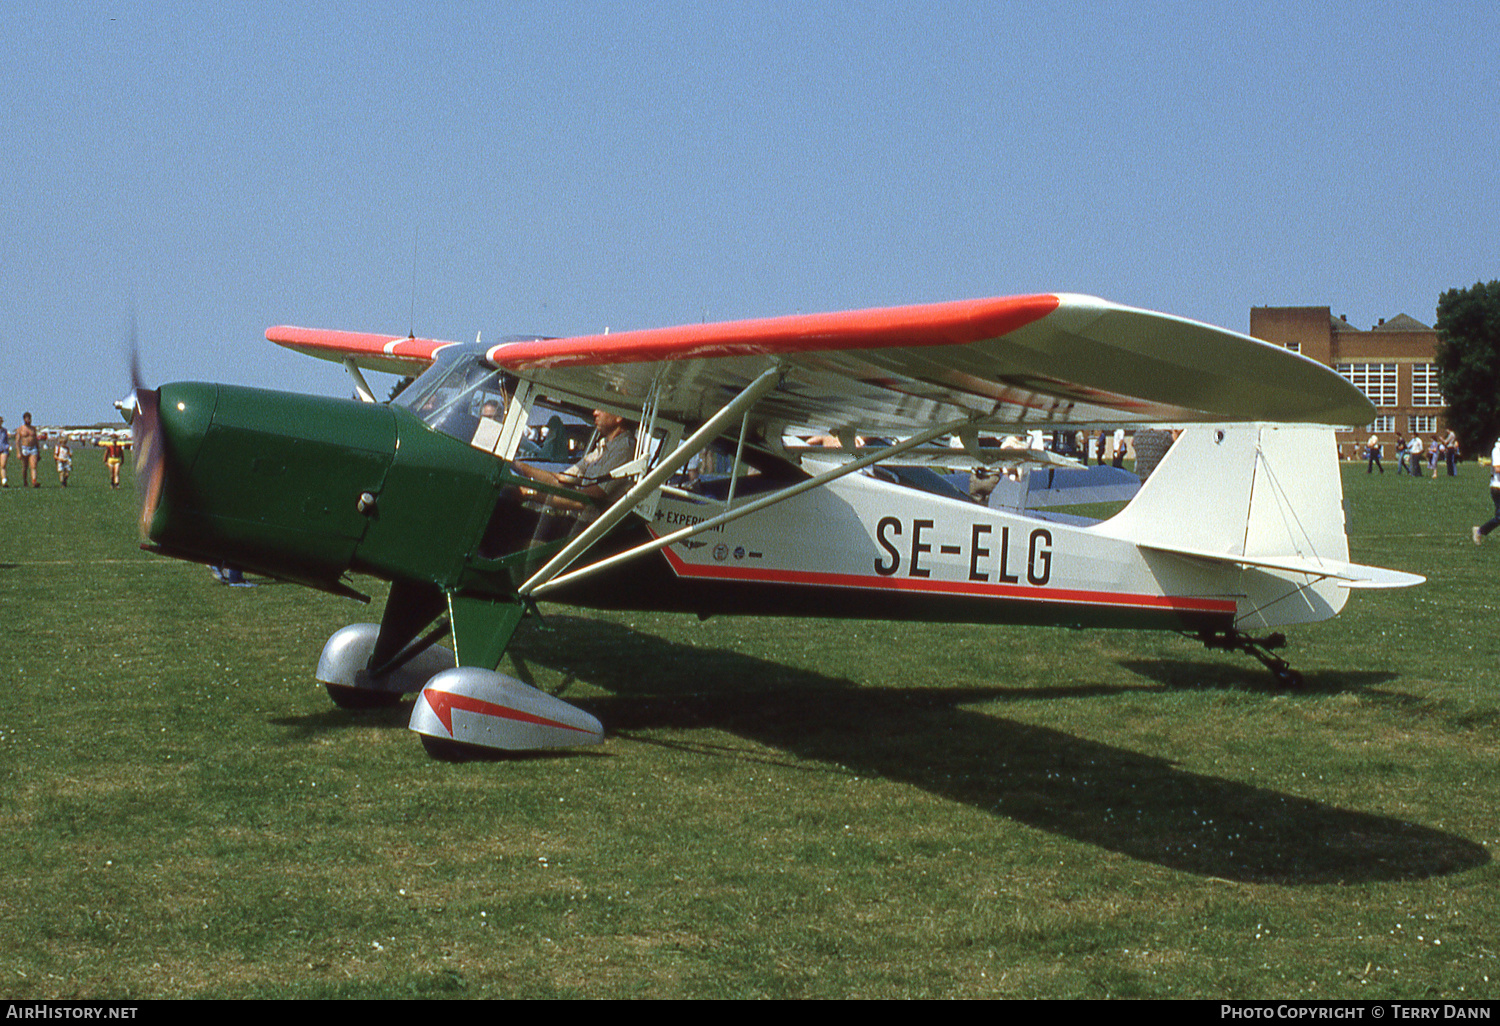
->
xmin=631 ymin=469 xmax=1320 ymax=632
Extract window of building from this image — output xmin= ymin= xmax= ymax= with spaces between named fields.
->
xmin=1283 ymin=342 xmax=1301 ymax=354
xmin=1409 ymin=414 xmax=1437 ymax=435
xmin=1366 ymin=416 xmax=1394 ymax=434
xmin=1410 ymin=363 xmax=1445 ymax=407
xmin=1335 ymin=363 xmax=1398 ymax=407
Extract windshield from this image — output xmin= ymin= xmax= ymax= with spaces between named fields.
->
xmin=391 ymin=349 xmax=510 ymax=444
xmin=391 ymin=348 xmax=587 ymax=462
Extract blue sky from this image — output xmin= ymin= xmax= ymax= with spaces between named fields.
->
xmin=3 ymin=1 xmax=1497 ymax=425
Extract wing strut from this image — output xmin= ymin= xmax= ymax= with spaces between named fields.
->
xmin=517 ymin=364 xmax=785 ymax=598
xmin=525 ymin=413 xmax=979 ymax=599
xmin=343 ymin=358 xmax=377 ymax=403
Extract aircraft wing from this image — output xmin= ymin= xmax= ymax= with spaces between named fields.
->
xmin=268 ymin=326 xmax=457 ymax=377
xmin=270 ymin=293 xmax=1374 ymax=435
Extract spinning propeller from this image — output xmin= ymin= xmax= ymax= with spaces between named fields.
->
xmin=117 ymin=317 xmax=166 ymax=542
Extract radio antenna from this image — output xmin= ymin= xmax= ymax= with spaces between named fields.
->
xmin=408 ymin=227 xmax=419 ymax=339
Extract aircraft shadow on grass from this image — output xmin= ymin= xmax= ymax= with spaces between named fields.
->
xmin=1118 ymin=658 xmax=1399 ymax=695
xmin=487 ymin=616 xmax=1486 ymax=887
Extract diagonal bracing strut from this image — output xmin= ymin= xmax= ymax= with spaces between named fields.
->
xmin=517 ymin=363 xmax=785 ymax=598
xmin=523 ymin=413 xmax=981 ymax=599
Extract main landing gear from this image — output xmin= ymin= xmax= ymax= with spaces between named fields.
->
xmin=1195 ymin=629 xmax=1306 ymax=690
xmin=315 ymin=622 xmax=604 ymax=756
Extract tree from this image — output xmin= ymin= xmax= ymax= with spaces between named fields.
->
xmin=1434 ymin=280 xmax=1500 ymax=455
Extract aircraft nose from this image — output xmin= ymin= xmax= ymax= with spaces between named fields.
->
xmin=136 ymin=382 xmax=399 ymax=594
xmin=137 ymin=383 xmax=218 ymax=544
xmin=114 ymin=391 xmax=138 ymax=425
xmin=154 ymin=383 xmax=218 ymax=464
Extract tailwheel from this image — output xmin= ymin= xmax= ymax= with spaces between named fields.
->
xmin=1196 ymin=629 xmax=1306 ymax=690
xmin=1271 ymin=665 xmax=1305 ymax=690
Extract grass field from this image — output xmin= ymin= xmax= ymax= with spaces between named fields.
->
xmin=1 ymin=449 xmax=1497 ymax=998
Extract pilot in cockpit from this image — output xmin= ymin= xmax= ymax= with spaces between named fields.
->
xmin=513 ymin=408 xmax=636 ymax=523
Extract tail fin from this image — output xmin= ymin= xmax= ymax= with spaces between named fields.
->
xmin=1106 ymin=424 xmax=1349 ymax=565
xmin=1098 ymin=424 xmax=1421 ymax=628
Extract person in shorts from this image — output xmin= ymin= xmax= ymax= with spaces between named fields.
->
xmin=54 ymin=436 xmax=72 ymax=486
xmin=103 ymin=437 xmax=125 ymax=489
xmin=15 ymin=413 xmax=39 ymax=488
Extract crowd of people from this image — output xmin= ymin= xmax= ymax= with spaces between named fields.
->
xmin=1361 ymin=429 xmax=1463 ymax=477
xmin=0 ymin=412 xmax=128 ymax=489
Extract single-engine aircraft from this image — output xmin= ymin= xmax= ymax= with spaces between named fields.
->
xmin=122 ymin=293 xmax=1423 ymax=758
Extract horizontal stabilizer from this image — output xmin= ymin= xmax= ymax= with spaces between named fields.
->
xmin=1137 ymin=543 xmax=1425 ymax=589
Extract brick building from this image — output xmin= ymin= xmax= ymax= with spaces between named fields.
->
xmin=1248 ymin=306 xmax=1447 ymax=456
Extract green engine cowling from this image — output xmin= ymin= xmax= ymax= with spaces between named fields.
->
xmin=145 ymin=382 xmax=517 ymax=600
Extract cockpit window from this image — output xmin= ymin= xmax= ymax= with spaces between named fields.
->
xmin=391 ymin=348 xmax=581 ymax=462
xmin=391 ymin=350 xmax=511 ymax=446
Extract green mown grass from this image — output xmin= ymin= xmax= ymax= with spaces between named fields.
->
xmin=1 ymin=451 xmax=1496 ymax=998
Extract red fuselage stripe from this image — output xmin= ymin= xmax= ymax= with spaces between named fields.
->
xmin=656 ymin=542 xmax=1237 ymax=615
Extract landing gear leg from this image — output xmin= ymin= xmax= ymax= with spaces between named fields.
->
xmin=1196 ymin=629 xmax=1305 ymax=690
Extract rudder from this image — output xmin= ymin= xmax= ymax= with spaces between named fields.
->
xmin=1098 ymin=424 xmax=1356 ymax=629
